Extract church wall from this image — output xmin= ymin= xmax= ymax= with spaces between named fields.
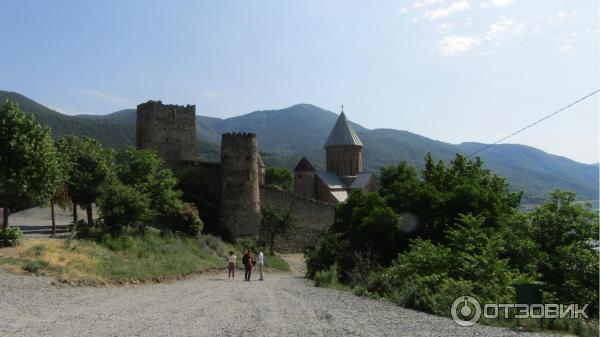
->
xmin=325 ymin=145 xmax=363 ymax=176
xmin=293 ymin=171 xmax=316 ymax=199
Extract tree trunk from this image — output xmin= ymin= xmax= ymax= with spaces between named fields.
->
xmin=86 ymin=204 xmax=93 ymax=225
xmin=1 ymin=207 xmax=8 ymax=230
xmin=72 ymin=202 xmax=77 ymax=224
xmin=51 ymin=198 xmax=56 ymax=237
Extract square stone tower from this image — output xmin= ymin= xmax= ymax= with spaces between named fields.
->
xmin=135 ymin=100 xmax=197 ymax=166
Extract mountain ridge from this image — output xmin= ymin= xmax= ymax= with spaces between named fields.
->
xmin=1 ymin=90 xmax=597 ymax=203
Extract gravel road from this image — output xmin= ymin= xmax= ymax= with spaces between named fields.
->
xmin=0 ymin=260 xmax=554 ymax=337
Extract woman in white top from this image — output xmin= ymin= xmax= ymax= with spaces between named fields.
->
xmin=227 ymin=251 xmax=236 ymax=281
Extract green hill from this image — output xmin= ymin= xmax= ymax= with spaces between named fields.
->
xmin=1 ymin=90 xmax=597 ymax=203
xmin=0 ymin=91 xmax=134 ymax=149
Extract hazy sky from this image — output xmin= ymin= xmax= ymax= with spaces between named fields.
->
xmin=1 ymin=0 xmax=598 ymax=163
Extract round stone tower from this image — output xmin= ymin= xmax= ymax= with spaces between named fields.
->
xmin=219 ymin=132 xmax=261 ymax=238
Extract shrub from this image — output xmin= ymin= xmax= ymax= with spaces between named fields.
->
xmin=0 ymin=227 xmax=23 ymax=247
xmin=165 ymin=203 xmax=204 ymax=237
xmin=305 ymin=232 xmax=347 ymax=278
xmin=314 ymin=264 xmax=340 ymax=288
xmin=73 ymin=219 xmax=102 ymax=240
xmin=198 ymin=234 xmax=226 ymax=256
xmin=97 ymin=180 xmax=151 ymax=236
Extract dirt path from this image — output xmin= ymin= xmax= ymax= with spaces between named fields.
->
xmin=0 ymin=259 xmax=554 ymax=337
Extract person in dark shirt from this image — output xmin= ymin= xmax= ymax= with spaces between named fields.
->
xmin=242 ymin=248 xmax=254 ymax=281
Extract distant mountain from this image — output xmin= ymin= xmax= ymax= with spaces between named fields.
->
xmin=2 ymin=90 xmax=597 ymax=203
xmin=0 ymin=91 xmax=134 ymax=149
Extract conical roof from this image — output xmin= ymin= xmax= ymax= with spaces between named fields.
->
xmin=294 ymin=156 xmax=315 ymax=171
xmin=324 ymin=112 xmax=363 ymax=148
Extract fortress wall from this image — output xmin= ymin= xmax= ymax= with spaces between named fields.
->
xmin=260 ymin=187 xmax=336 ymax=252
xmin=176 ymin=160 xmax=223 ymax=234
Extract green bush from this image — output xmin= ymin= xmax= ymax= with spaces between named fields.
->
xmin=0 ymin=227 xmax=23 ymax=247
xmin=198 ymin=234 xmax=225 ymax=256
xmin=73 ymin=219 xmax=102 ymax=240
xmin=97 ymin=180 xmax=151 ymax=236
xmin=165 ymin=203 xmax=204 ymax=237
xmin=314 ymin=264 xmax=340 ymax=288
xmin=305 ymin=232 xmax=347 ymax=278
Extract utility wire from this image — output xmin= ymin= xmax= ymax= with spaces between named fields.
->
xmin=466 ymin=89 xmax=600 ymax=159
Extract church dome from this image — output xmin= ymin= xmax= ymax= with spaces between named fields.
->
xmin=324 ymin=111 xmax=363 ymax=148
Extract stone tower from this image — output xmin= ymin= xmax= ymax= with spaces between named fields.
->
xmin=136 ymin=100 xmax=197 ymax=166
xmin=293 ymin=156 xmax=317 ymax=199
xmin=324 ymin=110 xmax=363 ymax=177
xmin=219 ymin=133 xmax=262 ymax=238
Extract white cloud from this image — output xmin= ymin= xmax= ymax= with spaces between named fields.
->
xmin=399 ymin=7 xmax=410 ymax=15
xmin=559 ymin=44 xmax=573 ymax=53
xmin=484 ymin=17 xmax=524 ymax=41
xmin=412 ymin=0 xmax=441 ymax=9
xmin=81 ymin=90 xmax=134 ymax=107
xmin=483 ymin=0 xmax=515 ymax=7
xmin=437 ymin=35 xmax=479 ymax=56
xmin=553 ymin=11 xmax=577 ymax=23
xmin=423 ymin=1 xmax=470 ymax=19
xmin=439 ymin=22 xmax=455 ymax=33
xmin=203 ymin=90 xmax=219 ymax=98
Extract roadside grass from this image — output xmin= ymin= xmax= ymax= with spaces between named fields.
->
xmin=264 ymin=254 xmax=290 ymax=272
xmin=0 ymin=233 xmax=291 ymax=285
xmin=329 ymin=282 xmax=598 ymax=337
xmin=1 ymin=233 xmax=229 ymax=285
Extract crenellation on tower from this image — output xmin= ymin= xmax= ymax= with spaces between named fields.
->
xmin=135 ymin=100 xmax=197 ymax=166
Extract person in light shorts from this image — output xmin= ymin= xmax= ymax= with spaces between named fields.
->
xmin=227 ymin=251 xmax=236 ymax=281
xmin=257 ymin=248 xmax=265 ymax=281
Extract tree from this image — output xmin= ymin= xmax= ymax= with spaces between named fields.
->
xmin=0 ymin=101 xmax=61 ymax=229
xmin=56 ymin=136 xmax=112 ymax=225
xmin=97 ymin=179 xmax=151 ymax=236
xmin=331 ymin=190 xmax=402 ymax=270
xmin=116 ymin=147 xmax=182 ymax=221
xmin=530 ymin=190 xmax=599 ymax=313
xmin=265 ymin=167 xmax=293 ymax=190
xmin=260 ymin=205 xmax=298 ymax=253
xmin=378 ymin=153 xmax=522 ymax=244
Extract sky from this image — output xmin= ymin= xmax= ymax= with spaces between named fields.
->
xmin=0 ymin=0 xmax=598 ymax=163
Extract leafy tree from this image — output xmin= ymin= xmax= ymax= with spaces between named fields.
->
xmin=259 ymin=205 xmax=298 ymax=253
xmin=116 ymin=147 xmax=182 ymax=221
xmin=56 ymin=136 xmax=112 ymax=225
xmin=378 ymin=153 xmax=522 ymax=244
xmin=0 ymin=101 xmax=61 ymax=229
xmin=164 ymin=202 xmax=204 ymax=237
xmin=530 ymin=190 xmax=598 ymax=313
xmin=97 ymin=179 xmax=151 ymax=236
xmin=265 ymin=167 xmax=293 ymax=190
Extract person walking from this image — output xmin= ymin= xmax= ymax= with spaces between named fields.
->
xmin=227 ymin=251 xmax=236 ymax=281
xmin=242 ymin=248 xmax=254 ymax=281
xmin=257 ymin=248 xmax=265 ymax=281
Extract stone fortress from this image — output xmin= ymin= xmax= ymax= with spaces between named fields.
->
xmin=135 ymin=100 xmax=375 ymax=249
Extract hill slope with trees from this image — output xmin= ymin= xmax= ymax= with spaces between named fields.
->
xmin=1 ymin=90 xmax=597 ymax=203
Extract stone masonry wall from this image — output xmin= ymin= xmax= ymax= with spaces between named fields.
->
xmin=219 ymin=133 xmax=262 ymax=238
xmin=136 ymin=100 xmax=197 ymax=166
xmin=260 ymin=187 xmax=336 ymax=252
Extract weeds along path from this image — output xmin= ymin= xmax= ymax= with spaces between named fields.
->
xmin=0 ymin=263 xmax=553 ymax=337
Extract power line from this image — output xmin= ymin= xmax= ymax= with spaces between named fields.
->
xmin=466 ymin=89 xmax=600 ymax=159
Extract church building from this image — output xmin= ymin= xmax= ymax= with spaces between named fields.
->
xmin=293 ymin=109 xmax=376 ymax=203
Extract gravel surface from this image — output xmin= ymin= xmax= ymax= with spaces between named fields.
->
xmin=0 ymin=266 xmax=555 ymax=337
